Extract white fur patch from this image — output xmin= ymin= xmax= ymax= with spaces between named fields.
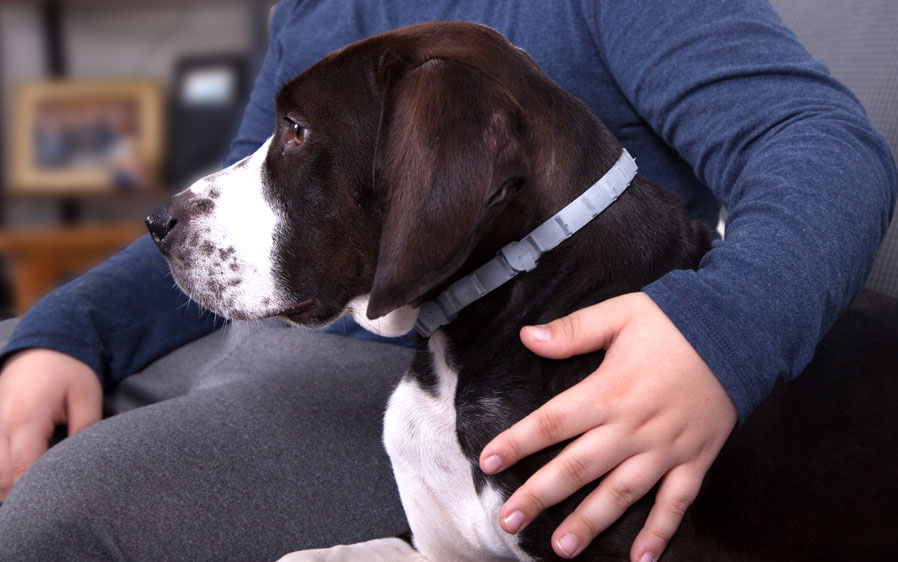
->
xmin=172 ymin=136 xmax=286 ymax=319
xmin=344 ymin=295 xmax=419 ymax=337
xmin=382 ymin=332 xmax=533 ymax=562
xmin=277 ymin=537 xmax=427 ymax=562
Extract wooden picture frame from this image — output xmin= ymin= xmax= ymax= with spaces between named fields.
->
xmin=8 ymin=79 xmax=164 ymax=194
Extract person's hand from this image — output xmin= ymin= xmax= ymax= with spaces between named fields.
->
xmin=0 ymin=348 xmax=102 ymax=500
xmin=479 ymin=292 xmax=737 ymax=561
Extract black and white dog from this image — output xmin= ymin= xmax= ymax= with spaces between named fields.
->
xmin=147 ymin=22 xmax=898 ymax=562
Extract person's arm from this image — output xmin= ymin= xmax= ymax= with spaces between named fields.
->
xmin=481 ymin=2 xmax=897 ymax=561
xmin=606 ymin=1 xmax=897 ymax=419
xmin=0 ymin=236 xmax=221 ymax=385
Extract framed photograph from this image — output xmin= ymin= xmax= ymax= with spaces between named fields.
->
xmin=8 ymin=79 xmax=164 ymax=194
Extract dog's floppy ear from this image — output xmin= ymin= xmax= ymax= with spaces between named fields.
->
xmin=367 ymin=58 xmax=528 ymax=319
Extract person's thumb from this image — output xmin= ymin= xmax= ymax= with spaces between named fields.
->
xmin=519 ymin=294 xmax=634 ymax=359
xmin=65 ymin=374 xmax=102 ymax=437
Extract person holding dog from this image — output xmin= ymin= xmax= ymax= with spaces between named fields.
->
xmin=0 ymin=1 xmax=895 ymax=561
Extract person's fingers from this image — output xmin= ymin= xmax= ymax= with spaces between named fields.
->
xmin=480 ymin=378 xmax=608 ymax=476
xmin=8 ymin=421 xmax=52 ymax=489
xmin=549 ymin=453 xmax=667 ymax=558
xmin=519 ymin=297 xmax=630 ymax=360
xmin=65 ymin=371 xmax=103 ymax=436
xmin=496 ymin=424 xmax=635 ymax=533
xmin=487 ymin=296 xmax=637 ymax=477
xmin=0 ymin=434 xmax=12 ymax=500
xmin=0 ymin=348 xmax=102 ymax=501
xmin=629 ymin=464 xmax=705 ymax=562
xmin=483 ymin=291 xmax=735 ymax=559
xmin=0 ymin=382 xmax=52 ymax=500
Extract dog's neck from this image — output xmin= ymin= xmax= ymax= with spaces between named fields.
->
xmin=414 ymin=149 xmax=637 ymax=338
xmin=423 ymin=138 xmax=710 ymax=394
xmin=437 ymin=162 xmax=708 ymax=349
xmin=395 ymin=87 xmax=712 ymax=473
xmin=403 ymin=76 xmax=710 ymax=415
xmin=413 ymin=161 xmax=710 ymax=477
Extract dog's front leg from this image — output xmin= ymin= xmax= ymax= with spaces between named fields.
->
xmin=276 ymin=537 xmax=428 ymax=562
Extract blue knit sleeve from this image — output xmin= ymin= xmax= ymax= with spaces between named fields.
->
xmin=0 ymin=236 xmax=222 ymax=386
xmin=595 ymin=1 xmax=897 ymax=420
xmin=0 ymin=1 xmax=296 ymax=386
xmin=223 ymin=0 xmax=291 ymax=166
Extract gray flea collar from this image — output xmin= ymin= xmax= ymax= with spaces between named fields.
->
xmin=414 ymin=148 xmax=638 ymax=338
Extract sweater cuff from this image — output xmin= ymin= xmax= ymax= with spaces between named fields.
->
xmin=0 ymin=330 xmax=105 ymax=378
xmin=643 ymin=272 xmax=766 ymax=423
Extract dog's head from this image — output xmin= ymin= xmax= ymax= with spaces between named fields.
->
xmin=148 ymin=22 xmax=618 ymax=333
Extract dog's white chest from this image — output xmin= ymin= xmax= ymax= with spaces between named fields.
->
xmin=382 ymin=334 xmax=531 ymax=562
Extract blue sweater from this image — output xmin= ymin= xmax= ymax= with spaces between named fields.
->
xmin=3 ymin=0 xmax=895 ymax=421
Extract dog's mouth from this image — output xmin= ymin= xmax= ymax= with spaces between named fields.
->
xmin=277 ymin=300 xmax=319 ymax=324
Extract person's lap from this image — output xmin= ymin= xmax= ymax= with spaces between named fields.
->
xmin=0 ymin=318 xmax=412 ymax=561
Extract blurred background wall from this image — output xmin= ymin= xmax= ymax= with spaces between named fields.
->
xmin=0 ymin=0 xmax=277 ymax=316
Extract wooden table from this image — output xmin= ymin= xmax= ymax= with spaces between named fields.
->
xmin=0 ymin=222 xmax=146 ymax=314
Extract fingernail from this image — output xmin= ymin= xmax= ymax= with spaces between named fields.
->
xmin=482 ymin=454 xmax=503 ymax=473
xmin=556 ymin=533 xmax=580 ymax=557
xmin=525 ymin=324 xmax=552 ymax=342
xmin=502 ymin=510 xmax=525 ymax=533
xmin=640 ymin=553 xmax=656 ymax=562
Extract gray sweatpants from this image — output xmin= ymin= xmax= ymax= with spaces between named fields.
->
xmin=0 ymin=318 xmax=412 ymax=561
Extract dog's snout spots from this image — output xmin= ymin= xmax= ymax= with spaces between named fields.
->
xmin=160 ymin=136 xmax=278 ymax=321
xmin=219 ymin=246 xmax=236 ymax=260
xmin=207 ymin=279 xmax=224 ymax=296
xmin=191 ymin=198 xmax=216 ymax=216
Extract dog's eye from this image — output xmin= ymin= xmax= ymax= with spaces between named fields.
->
xmin=291 ymin=122 xmax=308 ymax=146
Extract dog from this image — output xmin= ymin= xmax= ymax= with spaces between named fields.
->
xmin=147 ymin=22 xmax=898 ymax=561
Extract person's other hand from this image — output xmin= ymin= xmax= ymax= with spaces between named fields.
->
xmin=479 ymin=292 xmax=737 ymax=561
xmin=0 ymin=348 xmax=102 ymax=500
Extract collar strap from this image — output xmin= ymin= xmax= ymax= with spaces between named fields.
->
xmin=414 ymin=148 xmax=637 ymax=337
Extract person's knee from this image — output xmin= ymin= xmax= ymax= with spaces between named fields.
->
xmin=0 ymin=431 xmax=116 ymax=560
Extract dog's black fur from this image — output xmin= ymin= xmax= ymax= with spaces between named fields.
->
xmin=152 ymin=22 xmax=898 ymax=561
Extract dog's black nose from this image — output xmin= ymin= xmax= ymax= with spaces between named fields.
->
xmin=146 ymin=205 xmax=177 ymax=245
